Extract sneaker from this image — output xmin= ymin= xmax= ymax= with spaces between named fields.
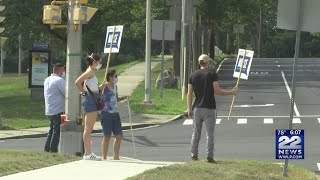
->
xmin=191 ymin=155 xmax=198 ymax=161
xmin=207 ymin=157 xmax=216 ymax=163
xmin=83 ymin=153 xmax=102 ymax=161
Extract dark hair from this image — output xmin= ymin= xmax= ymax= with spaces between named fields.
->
xmin=53 ymin=63 xmax=64 ymax=73
xmin=106 ymin=69 xmax=116 ymax=82
xmin=85 ymin=53 xmax=101 ymax=66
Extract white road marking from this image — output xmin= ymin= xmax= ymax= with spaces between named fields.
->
xmin=318 ymin=118 xmax=320 ymax=124
xmin=0 ymin=140 xmax=5 ymax=143
xmin=280 ymin=71 xmax=301 ymax=117
xmin=278 ymin=65 xmax=280 ymax=67
xmin=237 ymin=118 xmax=247 ymax=124
xmin=218 ymin=115 xmax=320 ymax=118
xmin=264 ymin=118 xmax=273 ymax=124
xmin=183 ymin=119 xmax=193 ymax=125
xmin=216 ymin=59 xmax=226 ymax=73
xmin=234 ymin=104 xmax=274 ymax=108
xmin=183 ymin=118 xmax=222 ymax=125
xmin=122 ymin=125 xmax=160 ymax=132
xmin=293 ymin=118 xmax=301 ymax=124
xmin=317 ymin=163 xmax=320 ymax=171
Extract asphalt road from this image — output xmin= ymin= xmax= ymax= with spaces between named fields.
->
xmin=1 ymin=58 xmax=320 ymax=175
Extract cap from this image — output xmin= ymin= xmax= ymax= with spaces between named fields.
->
xmin=198 ymin=54 xmax=212 ymax=63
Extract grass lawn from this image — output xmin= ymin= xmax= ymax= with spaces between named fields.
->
xmin=127 ymin=160 xmax=318 ymax=180
xmin=0 ymin=60 xmax=141 ymax=130
xmin=0 ymin=150 xmax=81 ymax=177
xmin=129 ymin=55 xmax=223 ymax=115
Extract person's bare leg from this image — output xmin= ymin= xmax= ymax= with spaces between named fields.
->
xmin=83 ymin=112 xmax=97 ymax=155
xmin=102 ymin=136 xmax=111 ymax=160
xmin=113 ymin=135 xmax=122 ymax=160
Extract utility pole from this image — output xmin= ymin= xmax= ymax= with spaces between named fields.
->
xmin=43 ymin=0 xmax=97 ymax=156
xmin=18 ymin=34 xmax=22 ymax=76
xmin=144 ymin=0 xmax=152 ymax=105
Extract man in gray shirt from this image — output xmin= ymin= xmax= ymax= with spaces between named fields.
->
xmin=44 ymin=63 xmax=65 ymax=153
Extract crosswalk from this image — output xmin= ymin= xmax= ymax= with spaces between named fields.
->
xmin=182 ymin=117 xmax=320 ymax=125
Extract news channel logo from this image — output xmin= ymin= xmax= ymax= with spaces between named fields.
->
xmin=275 ymin=129 xmax=304 ymax=159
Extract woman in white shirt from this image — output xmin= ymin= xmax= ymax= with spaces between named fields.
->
xmin=75 ymin=53 xmax=102 ymax=161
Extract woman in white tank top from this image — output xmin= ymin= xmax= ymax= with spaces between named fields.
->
xmin=75 ymin=53 xmax=103 ymax=161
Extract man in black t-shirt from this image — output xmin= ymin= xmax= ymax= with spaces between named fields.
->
xmin=187 ymin=54 xmax=237 ymax=163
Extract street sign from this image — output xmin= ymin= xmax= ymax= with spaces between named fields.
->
xmin=152 ymin=20 xmax=176 ymax=41
xmin=233 ymin=49 xmax=254 ymax=80
xmin=277 ymin=0 xmax=320 ymax=32
xmin=169 ymin=7 xmax=181 ymax=30
xmin=104 ymin=25 xmax=123 ymax=53
xmin=233 ymin=24 xmax=245 ymax=34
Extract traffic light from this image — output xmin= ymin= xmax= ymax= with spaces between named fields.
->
xmin=43 ymin=5 xmax=62 ymax=24
xmin=73 ymin=6 xmax=97 ymax=24
xmin=0 ymin=5 xmax=7 ymax=48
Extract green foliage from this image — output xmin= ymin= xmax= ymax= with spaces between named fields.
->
xmin=1 ymin=0 xmax=168 ymax=73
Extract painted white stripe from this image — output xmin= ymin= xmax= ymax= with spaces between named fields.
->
xmin=280 ymin=71 xmax=301 ymax=117
xmin=318 ymin=118 xmax=320 ymax=124
xmin=183 ymin=119 xmax=193 ymax=125
xmin=264 ymin=118 xmax=273 ymax=124
xmin=216 ymin=118 xmax=222 ymax=124
xmin=0 ymin=140 xmax=5 ymax=143
xmin=317 ymin=163 xmax=320 ymax=171
xmin=293 ymin=118 xmax=301 ymax=124
xmin=216 ymin=59 xmax=226 ymax=73
xmin=237 ymin=118 xmax=247 ymax=124
xmin=218 ymin=115 xmax=320 ymax=118
xmin=234 ymin=104 xmax=274 ymax=108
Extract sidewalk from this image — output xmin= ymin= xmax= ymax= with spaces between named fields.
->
xmin=0 ymin=57 xmax=183 ymax=140
xmin=0 ymin=158 xmax=179 ymax=180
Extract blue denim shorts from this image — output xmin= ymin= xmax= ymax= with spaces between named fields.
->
xmin=82 ymin=92 xmax=99 ymax=113
xmin=100 ymin=112 xmax=122 ymax=136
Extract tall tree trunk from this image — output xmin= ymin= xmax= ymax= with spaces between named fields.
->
xmin=209 ymin=17 xmax=216 ymax=58
xmin=173 ymin=31 xmax=181 ymax=76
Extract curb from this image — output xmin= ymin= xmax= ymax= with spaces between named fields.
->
xmin=0 ymin=114 xmax=185 ymax=141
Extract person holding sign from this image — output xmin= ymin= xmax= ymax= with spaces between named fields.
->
xmin=75 ymin=53 xmax=103 ymax=161
xmin=99 ymin=70 xmax=127 ymax=160
xmin=187 ymin=54 xmax=237 ymax=163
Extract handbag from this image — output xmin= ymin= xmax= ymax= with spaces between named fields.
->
xmin=85 ymin=84 xmax=105 ymax=111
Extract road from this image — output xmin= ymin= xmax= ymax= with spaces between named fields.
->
xmin=1 ymin=58 xmax=320 ymax=174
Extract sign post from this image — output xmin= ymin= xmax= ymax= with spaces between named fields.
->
xmin=152 ymin=20 xmax=176 ymax=98
xmin=228 ymin=49 xmax=254 ymax=120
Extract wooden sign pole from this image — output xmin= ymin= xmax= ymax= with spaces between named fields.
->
xmin=227 ymin=49 xmax=247 ymax=120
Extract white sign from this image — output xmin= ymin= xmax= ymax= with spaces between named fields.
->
xmin=277 ymin=0 xmax=320 ymax=32
xmin=104 ymin=25 xmax=123 ymax=53
xmin=233 ymin=49 xmax=254 ymax=80
xmin=152 ymin=20 xmax=176 ymax=41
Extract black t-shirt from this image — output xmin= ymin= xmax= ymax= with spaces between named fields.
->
xmin=189 ymin=69 xmax=219 ymax=109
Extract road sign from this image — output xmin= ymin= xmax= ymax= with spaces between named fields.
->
xmin=233 ymin=49 xmax=254 ymax=80
xmin=152 ymin=20 xmax=176 ymax=41
xmin=233 ymin=24 xmax=244 ymax=34
xmin=104 ymin=25 xmax=123 ymax=53
xmin=277 ymin=0 xmax=320 ymax=32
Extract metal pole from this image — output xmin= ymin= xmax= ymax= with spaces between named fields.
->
xmin=19 ymin=34 xmax=22 ymax=76
xmin=144 ymin=0 xmax=152 ymax=104
xmin=283 ymin=0 xmax=303 ymax=177
xmin=237 ymin=33 xmax=239 ymax=51
xmin=160 ymin=21 xmax=165 ymax=98
xmin=0 ymin=47 xmax=3 ymax=77
xmin=59 ymin=0 xmax=84 ymax=156
xmin=257 ymin=4 xmax=262 ymax=58
xmin=180 ymin=0 xmax=186 ymax=91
